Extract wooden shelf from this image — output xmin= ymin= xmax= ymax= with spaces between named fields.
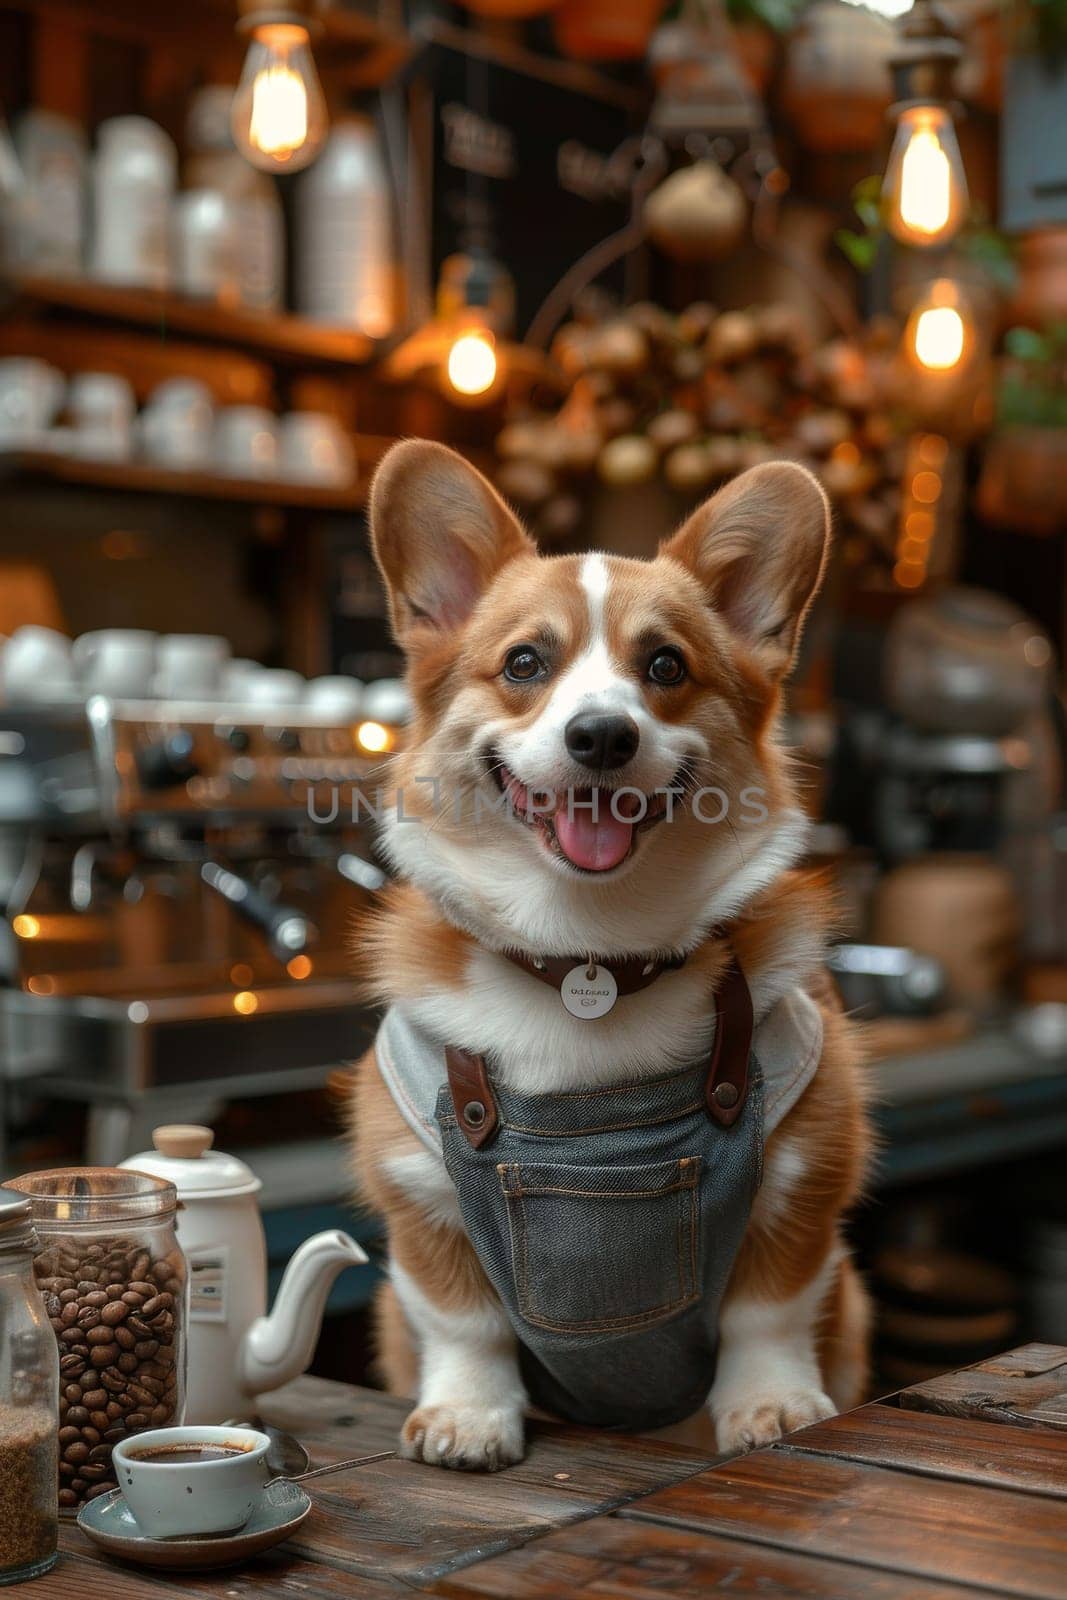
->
xmin=0 ymin=448 xmax=390 ymax=511
xmin=12 ymin=275 xmax=378 ymax=370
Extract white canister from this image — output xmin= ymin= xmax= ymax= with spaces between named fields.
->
xmin=91 ymin=116 xmax=176 ymax=290
xmin=295 ymin=116 xmax=393 ymax=336
xmin=13 ymin=110 xmax=88 ymax=275
xmin=174 ymin=188 xmax=240 ymax=303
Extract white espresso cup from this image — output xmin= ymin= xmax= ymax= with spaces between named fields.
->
xmin=2 ymin=625 xmax=75 ymax=702
xmin=243 ymin=668 xmax=305 ymax=709
xmin=154 ymin=633 xmax=230 ymax=700
xmin=113 ymin=1426 xmax=271 ymax=1539
xmin=68 ymin=371 xmax=136 ymax=461
xmin=140 ymin=378 xmax=214 ymax=469
xmin=72 ymin=629 xmax=156 ymax=697
xmin=215 ymin=406 xmax=279 ymax=479
xmin=279 ymin=411 xmax=354 ymax=486
xmin=0 ymin=357 xmax=65 ymax=446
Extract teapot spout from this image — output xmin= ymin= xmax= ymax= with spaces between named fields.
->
xmin=240 ymin=1230 xmax=367 ymax=1399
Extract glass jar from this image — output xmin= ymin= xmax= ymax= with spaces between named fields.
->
xmin=0 ymin=1188 xmax=59 ymax=1585
xmin=8 ymin=1169 xmax=186 ymax=1513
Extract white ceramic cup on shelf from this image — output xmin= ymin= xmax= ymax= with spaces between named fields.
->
xmin=72 ymin=629 xmax=156 ymax=698
xmin=305 ymin=675 xmax=364 ymax=718
xmin=242 ymin=668 xmax=305 ymax=709
xmin=215 ymin=406 xmax=279 ymax=479
xmin=0 ymin=358 xmax=66 ymax=448
xmin=279 ymin=411 xmax=354 ymax=487
xmin=2 ymin=625 xmax=76 ymax=703
xmin=140 ymin=378 xmax=215 ymax=470
xmin=68 ymin=372 xmax=136 ymax=461
xmin=154 ymin=634 xmax=230 ymax=701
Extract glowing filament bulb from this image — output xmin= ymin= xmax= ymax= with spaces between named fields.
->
xmin=446 ymin=331 xmax=498 ymax=399
xmin=900 ymin=128 xmax=951 ymax=236
xmin=232 ymin=22 xmax=328 ymax=174
xmin=914 ymin=305 xmax=965 ymax=370
xmin=883 ymin=106 xmax=968 ymax=248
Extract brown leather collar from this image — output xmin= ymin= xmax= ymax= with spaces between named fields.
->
xmin=445 ymin=953 xmax=754 ymax=1148
xmin=502 ymin=948 xmax=687 ymax=998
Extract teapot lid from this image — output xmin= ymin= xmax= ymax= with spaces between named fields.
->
xmin=122 ymin=1125 xmax=262 ymax=1199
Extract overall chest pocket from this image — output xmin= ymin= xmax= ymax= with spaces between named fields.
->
xmin=497 ymin=1156 xmax=702 ymax=1335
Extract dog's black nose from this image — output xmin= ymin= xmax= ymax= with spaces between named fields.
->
xmin=565 ymin=713 xmax=640 ymax=771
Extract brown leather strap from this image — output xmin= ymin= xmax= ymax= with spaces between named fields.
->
xmin=445 ymin=1046 xmax=499 ymax=1149
xmin=705 ymin=957 xmax=754 ymax=1128
xmin=504 ymin=948 xmax=686 ymax=997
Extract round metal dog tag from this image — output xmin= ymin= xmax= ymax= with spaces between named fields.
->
xmin=561 ymin=963 xmax=618 ymax=1019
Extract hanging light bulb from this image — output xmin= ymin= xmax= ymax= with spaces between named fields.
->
xmin=232 ymin=6 xmax=328 ymax=174
xmin=904 ymin=278 xmax=972 ymax=374
xmin=446 ymin=328 xmax=498 ymax=398
xmin=882 ymin=0 xmax=968 ymax=249
xmin=883 ymin=105 xmax=968 ymax=247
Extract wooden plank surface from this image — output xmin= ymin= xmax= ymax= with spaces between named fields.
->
xmin=781 ymin=1402 xmax=1067 ymax=1499
xmin=622 ymin=1446 xmax=1067 ymax=1599
xmin=45 ymin=1539 xmax=402 ymax=1600
xmin=430 ymin=1513 xmax=1002 ymax=1600
xmin=255 ymin=1382 xmax=716 ymax=1586
xmin=902 ymin=1343 xmax=1067 ymax=1430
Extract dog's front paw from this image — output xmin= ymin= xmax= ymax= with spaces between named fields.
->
xmin=712 ymin=1387 xmax=835 ymax=1455
xmin=399 ymin=1402 xmax=525 ymax=1471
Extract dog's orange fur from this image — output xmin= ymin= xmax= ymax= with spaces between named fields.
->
xmin=350 ymin=440 xmax=872 ymax=1454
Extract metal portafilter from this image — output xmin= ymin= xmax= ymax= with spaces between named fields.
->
xmin=200 ymin=860 xmax=317 ymax=963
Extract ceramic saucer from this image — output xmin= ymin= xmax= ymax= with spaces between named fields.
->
xmin=76 ymin=1479 xmax=312 ymax=1570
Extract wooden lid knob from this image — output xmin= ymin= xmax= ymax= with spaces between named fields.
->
xmin=152 ymin=1125 xmax=214 ymax=1159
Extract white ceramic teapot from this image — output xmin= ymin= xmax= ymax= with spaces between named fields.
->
xmin=122 ymin=1125 xmax=367 ymax=1424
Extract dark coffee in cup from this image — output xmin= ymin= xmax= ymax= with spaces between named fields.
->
xmin=127 ymin=1441 xmax=250 ymax=1465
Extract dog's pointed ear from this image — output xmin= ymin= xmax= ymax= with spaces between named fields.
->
xmin=370 ymin=440 xmax=534 ymax=643
xmin=662 ymin=462 xmax=831 ymax=680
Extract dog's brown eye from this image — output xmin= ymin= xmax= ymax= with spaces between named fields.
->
xmin=504 ymin=646 xmax=545 ymax=683
xmin=648 ymin=648 xmax=686 ymax=686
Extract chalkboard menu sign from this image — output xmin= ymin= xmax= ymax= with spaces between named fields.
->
xmin=407 ymin=26 xmax=640 ymax=335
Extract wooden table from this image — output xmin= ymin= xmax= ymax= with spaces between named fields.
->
xmin=44 ymin=1343 xmax=1067 ymax=1599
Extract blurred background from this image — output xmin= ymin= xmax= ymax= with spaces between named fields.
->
xmin=0 ymin=0 xmax=1065 ymax=1398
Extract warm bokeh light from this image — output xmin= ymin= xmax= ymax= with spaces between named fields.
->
xmin=233 ymin=990 xmax=259 ymax=1016
xmin=356 ymin=720 xmax=392 ymax=754
xmin=230 ymin=963 xmax=254 ymax=987
xmin=27 ymin=975 xmax=56 ymax=995
xmin=231 ymin=22 xmax=327 ymax=173
xmin=13 ymin=914 xmax=41 ymax=939
xmin=446 ymin=331 xmax=498 ymax=398
xmin=914 ymin=305 xmax=966 ymax=371
xmin=883 ymin=106 xmax=968 ymax=248
xmin=912 ymin=470 xmax=943 ymax=503
xmin=287 ymin=954 xmax=313 ymax=980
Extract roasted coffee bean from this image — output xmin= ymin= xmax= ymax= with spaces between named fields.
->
xmin=62 ymin=1442 xmax=90 ymax=1466
xmin=90 ymin=1346 xmax=116 ymax=1368
xmin=64 ymin=1384 xmax=82 ymax=1404
xmin=58 ymin=1489 xmax=78 ymax=1508
xmin=83 ymin=1290 xmax=108 ymax=1308
xmin=89 ymin=1444 xmax=112 ymax=1463
xmin=86 ymin=1480 xmax=115 ymax=1501
xmin=90 ymin=1411 xmax=109 ymax=1431
xmin=60 ymin=1354 xmax=85 ymax=1378
xmin=70 ymin=1479 xmax=87 ymax=1495
xmin=65 ymin=1407 xmax=89 ymax=1427
xmin=125 ymin=1316 xmax=151 ymax=1338
xmin=86 ymin=1326 xmax=116 ymax=1347
xmin=150 ymin=1404 xmax=170 ymax=1425
xmin=77 ymin=1308 xmax=101 ymax=1330
xmin=127 ymin=1280 xmax=154 ymax=1297
xmin=117 ymin=1354 xmax=138 ymax=1375
xmin=124 ymin=1413 xmax=147 ymax=1430
xmin=133 ymin=1340 xmax=158 ymax=1360
xmin=82 ymin=1389 xmax=106 ymax=1409
xmin=106 ymin=1401 xmax=122 ymax=1420
xmin=58 ymin=1427 xmax=81 ymax=1446
xmin=80 ymin=1464 xmax=107 ymax=1483
xmin=114 ymin=1326 xmax=136 ymax=1351
xmin=100 ymin=1301 xmax=127 ymax=1326
xmin=58 ymin=1287 xmax=79 ymax=1304
xmin=45 ymin=1294 xmax=62 ymax=1318
xmin=60 ymin=1302 xmax=80 ymax=1327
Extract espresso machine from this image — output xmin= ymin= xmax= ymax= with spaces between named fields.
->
xmin=0 ymin=694 xmax=392 ymax=1169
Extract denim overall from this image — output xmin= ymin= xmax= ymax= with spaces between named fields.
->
xmin=376 ymin=966 xmax=823 ymax=1431
xmin=435 ymin=1049 xmax=763 ymax=1430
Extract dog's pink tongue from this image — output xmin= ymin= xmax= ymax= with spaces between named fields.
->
xmin=554 ymin=790 xmax=635 ymax=872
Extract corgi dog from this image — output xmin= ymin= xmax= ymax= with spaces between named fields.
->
xmin=351 ymin=439 xmax=871 ymax=1470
